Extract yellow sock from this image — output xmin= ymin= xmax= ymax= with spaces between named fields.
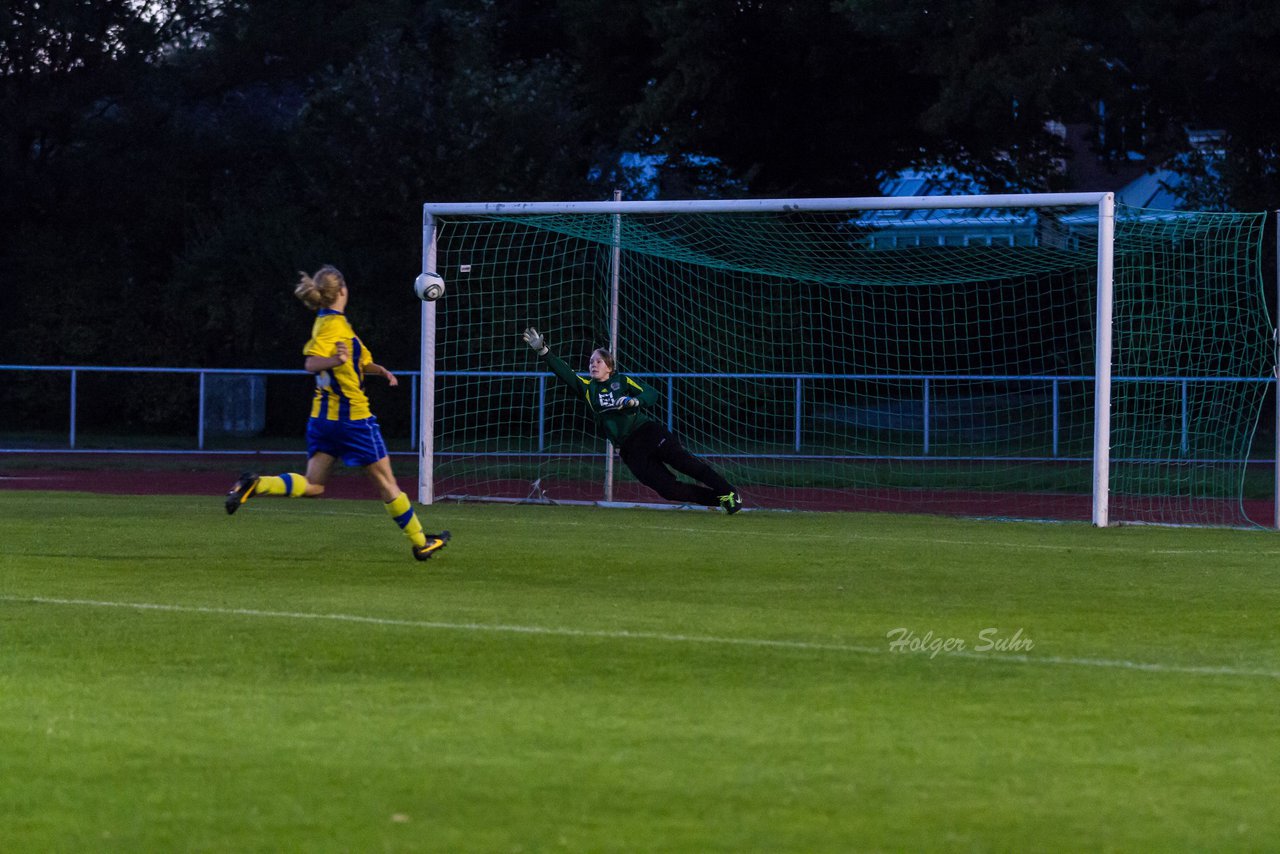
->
xmin=255 ymin=474 xmax=308 ymax=497
xmin=384 ymin=493 xmax=427 ymax=548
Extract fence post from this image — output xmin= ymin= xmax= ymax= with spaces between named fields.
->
xmin=1052 ymin=379 xmax=1060 ymax=457
xmin=794 ymin=377 xmax=803 ymax=451
xmin=69 ymin=369 xmax=77 ymax=449
xmin=667 ymin=375 xmax=675 ymax=431
xmin=922 ymin=377 xmax=930 ymax=455
xmin=537 ymin=375 xmax=546 ymax=452
xmin=197 ymin=371 xmax=206 ymax=450
xmin=410 ymin=373 xmax=419 ymax=450
xmin=1180 ymin=380 xmax=1190 ymax=456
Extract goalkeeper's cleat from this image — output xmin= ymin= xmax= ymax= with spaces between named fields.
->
xmin=412 ymin=530 xmax=451 ymax=561
xmin=718 ymin=491 xmax=743 ymax=514
xmin=224 ymin=472 xmax=260 ymax=515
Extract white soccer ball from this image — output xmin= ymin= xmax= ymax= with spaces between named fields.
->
xmin=414 ymin=271 xmax=446 ymax=301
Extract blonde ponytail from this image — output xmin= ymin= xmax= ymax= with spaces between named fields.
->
xmin=295 ymin=265 xmax=346 ymax=310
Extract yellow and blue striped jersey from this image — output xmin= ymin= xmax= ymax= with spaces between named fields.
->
xmin=303 ymin=310 xmax=375 ymax=421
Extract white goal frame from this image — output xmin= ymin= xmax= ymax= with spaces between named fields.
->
xmin=417 ymin=193 xmax=1117 ymax=525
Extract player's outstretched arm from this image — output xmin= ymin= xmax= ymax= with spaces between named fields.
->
xmin=523 ymin=327 xmax=587 ymax=392
xmin=367 ymin=362 xmax=399 ymax=387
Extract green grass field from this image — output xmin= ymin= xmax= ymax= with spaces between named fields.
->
xmin=3 ymin=490 xmax=1279 ymax=852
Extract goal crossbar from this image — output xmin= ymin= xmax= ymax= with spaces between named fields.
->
xmin=421 ymin=193 xmax=1111 ymax=217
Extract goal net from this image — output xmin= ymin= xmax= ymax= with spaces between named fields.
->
xmin=417 ymin=195 xmax=1273 ymax=527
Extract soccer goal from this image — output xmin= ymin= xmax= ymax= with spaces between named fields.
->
xmin=416 ymin=194 xmax=1274 ymax=527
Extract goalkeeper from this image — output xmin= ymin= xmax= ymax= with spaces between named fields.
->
xmin=522 ymin=327 xmax=742 ymax=513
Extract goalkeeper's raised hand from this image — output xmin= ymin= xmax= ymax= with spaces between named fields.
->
xmin=522 ymin=327 xmax=548 ymax=356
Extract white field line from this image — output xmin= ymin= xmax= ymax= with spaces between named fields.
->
xmin=4 ymin=594 xmax=1278 ymax=681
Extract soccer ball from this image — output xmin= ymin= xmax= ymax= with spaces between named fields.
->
xmin=414 ymin=271 xmax=446 ymax=301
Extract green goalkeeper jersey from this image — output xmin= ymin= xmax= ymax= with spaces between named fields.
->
xmin=541 ymin=351 xmax=659 ymax=445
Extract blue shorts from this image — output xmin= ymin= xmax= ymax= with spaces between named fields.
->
xmin=306 ymin=416 xmax=388 ymax=468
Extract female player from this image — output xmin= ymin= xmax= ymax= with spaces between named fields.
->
xmin=522 ymin=327 xmax=741 ymax=513
xmin=225 ymin=265 xmax=450 ymax=560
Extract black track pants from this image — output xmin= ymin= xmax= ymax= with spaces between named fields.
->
xmin=619 ymin=421 xmax=733 ymax=507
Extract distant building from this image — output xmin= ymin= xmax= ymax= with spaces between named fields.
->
xmin=862 ymin=138 xmax=1214 ymax=251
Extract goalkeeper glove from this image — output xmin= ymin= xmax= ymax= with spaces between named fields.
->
xmin=522 ymin=327 xmax=548 ymax=356
xmin=605 ymin=396 xmax=640 ymax=411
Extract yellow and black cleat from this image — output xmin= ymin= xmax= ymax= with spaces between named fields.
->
xmin=718 ymin=491 xmax=743 ymax=514
xmin=225 ymin=472 xmax=260 ymax=515
xmin=412 ymin=530 xmax=451 ymax=561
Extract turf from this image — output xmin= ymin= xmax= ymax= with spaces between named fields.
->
xmin=2 ymin=491 xmax=1278 ymax=851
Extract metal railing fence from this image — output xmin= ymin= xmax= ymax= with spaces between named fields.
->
xmin=1 ymin=364 xmax=1272 ymax=464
